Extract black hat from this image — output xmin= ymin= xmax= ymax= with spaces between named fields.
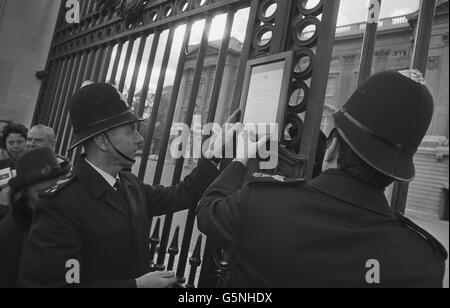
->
xmin=69 ymin=83 xmax=143 ymax=150
xmin=333 ymin=70 xmax=434 ymax=182
xmin=9 ymin=147 xmax=71 ymax=192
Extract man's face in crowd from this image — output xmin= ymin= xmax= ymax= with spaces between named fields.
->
xmin=106 ymin=123 xmax=144 ymax=168
xmin=27 ymin=127 xmax=55 ymax=151
xmin=6 ymin=133 xmax=27 ymax=158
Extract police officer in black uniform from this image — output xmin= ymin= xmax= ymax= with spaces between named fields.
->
xmin=197 ymin=70 xmax=448 ymax=288
xmin=19 ymin=83 xmax=220 ymax=288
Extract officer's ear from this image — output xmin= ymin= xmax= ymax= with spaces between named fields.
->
xmin=93 ymin=134 xmax=109 ymax=152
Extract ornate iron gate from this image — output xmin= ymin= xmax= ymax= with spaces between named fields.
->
xmin=41 ymin=0 xmax=450 ymax=288
xmin=32 ymin=0 xmax=342 ymax=288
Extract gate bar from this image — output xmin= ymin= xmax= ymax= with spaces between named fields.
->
xmin=230 ymin=0 xmax=259 ymax=112
xmin=52 ymin=56 xmax=78 ymax=134
xmin=127 ymin=34 xmax=149 ymax=106
xmin=138 ymin=24 xmax=180 ymax=269
xmin=109 ymin=41 xmax=124 ymax=83
xmin=206 ymin=10 xmax=235 ymax=124
xmin=138 ymin=28 xmax=176 ymax=181
xmin=174 ymin=16 xmax=213 ymax=282
xmin=136 ymin=31 xmax=161 ymax=119
xmin=152 ymin=22 xmax=193 ymax=187
xmin=299 ymin=0 xmax=342 ymax=180
xmin=148 ymin=23 xmax=193 ymax=245
xmin=90 ymin=47 xmax=105 ymax=81
xmin=54 ymin=54 xmax=83 ymax=153
xmin=61 ymin=42 xmax=114 ymax=156
xmin=391 ymin=0 xmax=437 ymax=214
xmin=59 ymin=52 xmax=90 ymax=155
xmin=358 ymin=0 xmax=383 ymax=86
xmin=50 ymin=0 xmax=251 ymax=61
xmin=49 ymin=57 xmax=75 ymax=129
xmin=39 ymin=60 xmax=62 ymax=125
xmin=46 ymin=58 xmax=69 ymax=126
xmin=56 ymin=54 xmax=85 ymax=155
xmin=152 ymin=22 xmax=201 ymax=271
xmin=68 ymin=49 xmax=97 ymax=161
xmin=98 ymin=44 xmax=115 ymax=83
xmin=81 ymin=0 xmax=89 ymax=19
xmin=118 ymin=37 xmax=137 ymax=92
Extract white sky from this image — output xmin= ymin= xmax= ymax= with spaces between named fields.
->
xmin=106 ymin=0 xmax=421 ymax=94
xmin=338 ymin=0 xmax=420 ymax=25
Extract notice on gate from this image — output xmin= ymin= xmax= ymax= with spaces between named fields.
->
xmin=0 ymin=168 xmax=13 ymax=189
xmin=240 ymin=51 xmax=294 ymax=140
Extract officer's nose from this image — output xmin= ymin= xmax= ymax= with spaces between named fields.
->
xmin=135 ymin=132 xmax=144 ymax=146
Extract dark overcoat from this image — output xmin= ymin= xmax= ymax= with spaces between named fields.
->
xmin=19 ymin=158 xmax=219 ymax=288
xmin=197 ymin=162 xmax=447 ymax=288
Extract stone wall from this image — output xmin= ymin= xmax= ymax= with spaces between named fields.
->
xmin=0 ymin=0 xmax=60 ymax=126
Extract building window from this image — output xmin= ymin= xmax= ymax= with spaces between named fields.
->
xmin=393 ymin=50 xmax=408 ymax=57
xmin=331 ymin=57 xmax=340 ymax=64
xmin=326 ymin=75 xmax=337 ymax=97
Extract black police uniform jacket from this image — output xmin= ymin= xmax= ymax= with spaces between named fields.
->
xmin=0 ymin=212 xmax=30 ymax=288
xmin=19 ymin=158 xmax=219 ymax=288
xmin=197 ymin=162 xmax=448 ymax=288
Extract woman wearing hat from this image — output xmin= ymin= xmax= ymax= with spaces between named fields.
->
xmin=0 ymin=147 xmax=71 ymax=288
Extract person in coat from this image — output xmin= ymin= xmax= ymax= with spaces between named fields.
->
xmin=0 ymin=147 xmax=71 ymax=287
xmin=19 ymin=83 xmax=221 ymax=288
xmin=197 ymin=70 xmax=448 ymax=288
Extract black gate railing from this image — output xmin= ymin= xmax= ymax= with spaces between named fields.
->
xmin=32 ymin=0 xmax=342 ymax=288
xmin=32 ymin=0 xmax=437 ymax=288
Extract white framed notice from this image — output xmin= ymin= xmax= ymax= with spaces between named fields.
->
xmin=239 ymin=51 xmax=294 ymax=139
xmin=0 ymin=167 xmax=13 ymax=188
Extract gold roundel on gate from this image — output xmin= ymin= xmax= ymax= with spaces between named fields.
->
xmin=253 ymin=24 xmax=274 ymax=51
xmin=297 ymin=0 xmax=324 ymax=16
xmin=258 ymin=0 xmax=278 ymax=23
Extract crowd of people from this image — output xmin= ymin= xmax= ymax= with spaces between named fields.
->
xmin=0 ymin=70 xmax=447 ymax=288
xmin=0 ymin=121 xmax=71 ymax=287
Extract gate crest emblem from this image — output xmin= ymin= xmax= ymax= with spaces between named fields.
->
xmin=95 ymin=0 xmax=145 ymax=24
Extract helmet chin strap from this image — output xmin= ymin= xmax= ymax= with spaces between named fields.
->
xmin=104 ymin=133 xmax=136 ymax=164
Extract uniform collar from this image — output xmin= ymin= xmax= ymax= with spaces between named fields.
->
xmin=84 ymin=158 xmax=118 ymax=188
xmin=309 ymin=169 xmax=393 ymax=217
xmin=72 ymin=157 xmax=131 ymax=219
xmin=73 ymin=158 xmax=114 ymax=198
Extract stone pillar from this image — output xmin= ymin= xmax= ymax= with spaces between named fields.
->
xmin=338 ymin=53 xmax=357 ymax=109
xmin=373 ymin=49 xmax=391 ymax=73
xmin=0 ymin=0 xmax=60 ymax=125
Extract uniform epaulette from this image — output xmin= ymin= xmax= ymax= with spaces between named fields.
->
xmin=395 ymin=212 xmax=448 ymax=261
xmin=248 ymin=172 xmax=306 ymax=186
xmin=39 ymin=173 xmax=75 ymax=198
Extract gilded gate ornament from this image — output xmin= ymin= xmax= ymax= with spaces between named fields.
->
xmin=95 ymin=0 xmax=145 ymax=24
